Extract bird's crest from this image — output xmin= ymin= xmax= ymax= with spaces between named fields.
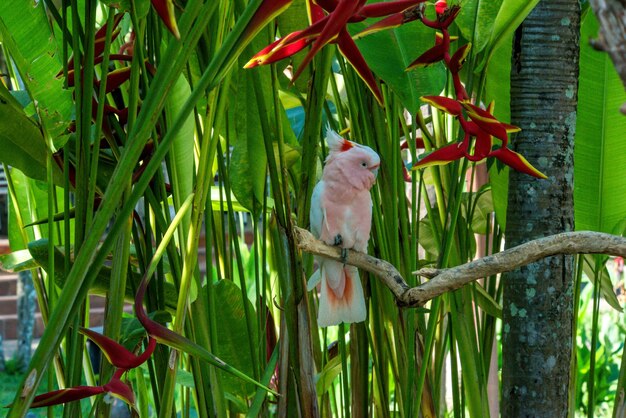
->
xmin=326 ymin=127 xmax=354 ymax=153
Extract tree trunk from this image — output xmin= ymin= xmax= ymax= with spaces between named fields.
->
xmin=502 ymin=0 xmax=580 ymax=417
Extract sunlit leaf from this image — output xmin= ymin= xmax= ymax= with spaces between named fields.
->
xmin=455 ymin=0 xmax=503 ymax=53
xmin=0 ymin=0 xmax=73 ymax=140
xmin=477 ymin=0 xmax=540 ymax=71
xmin=212 ymin=279 xmax=259 ymax=397
xmin=574 ymin=12 xmax=626 ymax=233
xmin=352 ymin=18 xmax=446 ymax=114
xmin=0 ymin=84 xmax=61 ymax=183
xmin=583 ymin=254 xmax=623 ymax=312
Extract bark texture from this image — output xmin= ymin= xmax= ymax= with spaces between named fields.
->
xmin=502 ymin=1 xmax=580 ymax=416
xmin=295 ymin=227 xmax=626 ymax=306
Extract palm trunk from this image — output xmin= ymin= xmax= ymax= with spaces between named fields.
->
xmin=502 ymin=0 xmax=580 ymax=416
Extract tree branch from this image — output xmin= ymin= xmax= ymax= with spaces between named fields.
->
xmin=588 ymin=0 xmax=626 ymax=114
xmin=293 ymin=227 xmax=626 ymax=307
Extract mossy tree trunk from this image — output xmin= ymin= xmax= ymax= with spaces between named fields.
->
xmin=502 ymin=0 xmax=580 ymax=416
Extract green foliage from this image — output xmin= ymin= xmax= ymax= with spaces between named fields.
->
xmin=354 ymin=19 xmax=447 ymax=114
xmin=575 ymin=273 xmax=625 ymax=417
xmin=0 ymin=85 xmax=56 ymax=183
xmin=0 ymin=0 xmax=623 ymax=417
xmin=574 ymin=12 xmax=626 ymax=233
xmin=0 ymin=0 xmax=73 ymax=140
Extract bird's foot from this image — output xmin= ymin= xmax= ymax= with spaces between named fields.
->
xmin=340 ymin=248 xmax=348 ymax=264
xmin=333 ymin=234 xmax=343 ymax=246
xmin=331 ymin=234 xmax=347 ymax=263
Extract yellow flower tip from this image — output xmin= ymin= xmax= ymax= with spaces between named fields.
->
xmin=243 ymin=59 xmax=259 ymax=69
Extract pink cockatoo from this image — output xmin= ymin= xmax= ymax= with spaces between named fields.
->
xmin=308 ymin=128 xmax=380 ymax=327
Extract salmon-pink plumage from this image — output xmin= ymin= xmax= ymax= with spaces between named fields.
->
xmin=308 ymin=128 xmax=380 ymax=327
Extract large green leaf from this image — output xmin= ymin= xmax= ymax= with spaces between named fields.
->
xmin=229 ymin=51 xmax=270 ymax=213
xmin=0 ymin=0 xmax=73 ymax=140
xmin=353 ymin=18 xmax=446 ymax=114
xmin=582 ymin=254 xmax=622 ymax=312
xmin=484 ymin=34 xmax=513 ymax=231
xmin=24 ymin=238 xmax=180 ymax=311
xmin=0 ymin=85 xmax=53 ymax=182
xmin=477 ymin=0 xmax=541 ymax=71
xmin=455 ymin=0 xmax=503 ymax=53
xmin=166 ymin=74 xmax=195 ymax=231
xmin=212 ymin=279 xmax=259 ymax=397
xmin=574 ymin=12 xmax=626 ymax=233
xmin=7 ymin=169 xmax=54 ymax=251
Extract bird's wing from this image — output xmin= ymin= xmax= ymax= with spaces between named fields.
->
xmin=310 ymin=180 xmax=325 ymax=239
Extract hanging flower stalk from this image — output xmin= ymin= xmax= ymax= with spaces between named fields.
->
xmin=15 ymin=265 xmax=270 ymax=411
xmin=245 ymin=0 xmax=428 ymax=105
xmin=408 ymin=0 xmax=546 ymax=179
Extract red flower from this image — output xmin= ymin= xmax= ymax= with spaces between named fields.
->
xmin=412 ymin=97 xmax=546 ymax=179
xmin=21 ymin=323 xmax=155 ymax=410
xmin=246 ymin=0 xmax=427 ymax=105
xmin=150 ymin=0 xmax=180 ymax=38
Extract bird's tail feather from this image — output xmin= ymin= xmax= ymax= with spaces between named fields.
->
xmin=317 ymin=260 xmax=366 ymax=327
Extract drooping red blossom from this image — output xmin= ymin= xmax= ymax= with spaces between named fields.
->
xmin=246 ymin=0 xmax=428 ymax=105
xmin=404 ymin=2 xmax=545 ymax=179
xmin=29 ymin=386 xmax=106 ymax=409
xmin=150 ymin=0 xmax=180 ymax=39
xmin=80 ymin=327 xmax=157 ymax=371
xmin=412 ymin=97 xmax=546 ymax=179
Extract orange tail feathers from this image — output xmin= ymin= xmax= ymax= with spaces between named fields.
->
xmin=317 ymin=261 xmax=366 ymax=327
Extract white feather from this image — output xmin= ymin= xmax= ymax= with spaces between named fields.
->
xmin=325 ymin=127 xmax=348 ymax=153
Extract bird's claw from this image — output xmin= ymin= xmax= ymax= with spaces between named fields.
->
xmin=333 ymin=234 xmax=343 ymax=246
xmin=340 ymin=248 xmax=348 ymax=264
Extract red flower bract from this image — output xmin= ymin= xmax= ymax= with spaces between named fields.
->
xmin=246 ymin=0 xmax=427 ymax=105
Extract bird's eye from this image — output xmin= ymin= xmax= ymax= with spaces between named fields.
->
xmin=361 ymin=162 xmax=367 ymax=167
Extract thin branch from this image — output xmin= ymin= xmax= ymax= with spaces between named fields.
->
xmin=588 ymin=0 xmax=626 ymax=114
xmin=293 ymin=227 xmax=626 ymax=307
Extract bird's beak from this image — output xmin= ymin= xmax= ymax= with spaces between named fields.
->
xmin=370 ymin=163 xmax=380 ymax=178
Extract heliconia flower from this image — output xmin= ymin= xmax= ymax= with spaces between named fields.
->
xmin=61 ymin=54 xmax=133 ymax=86
xmin=94 ymin=14 xmax=125 ymax=59
xmin=406 ymin=42 xmax=446 ymax=69
xmin=420 ymin=4 xmax=460 ymax=29
xmin=26 ymin=378 xmax=137 ymax=410
xmin=59 ymin=14 xmax=125 ymax=76
xmin=411 ymin=141 xmax=466 ymax=170
xmin=465 ymin=130 xmax=493 ymax=161
xmin=400 ymin=137 xmax=426 ymax=181
xmin=242 ymin=0 xmax=294 ymax=49
xmin=435 ymin=0 xmax=447 ymax=14
xmin=488 ymin=147 xmax=547 ymax=179
xmin=353 ymin=0 xmax=425 ymax=38
xmin=80 ymin=327 xmax=157 ymax=371
xmin=336 ymin=29 xmax=383 ymax=103
xmin=150 ymin=0 xmax=180 ymax=39
xmin=421 ymin=95 xmax=462 ymax=115
xmin=290 ymin=0 xmax=366 ymax=82
xmin=98 ymin=67 xmax=132 ymax=94
xmin=461 ymin=101 xmax=520 ymax=143
xmin=406 ymin=32 xmax=454 ymax=70
xmin=247 ymin=0 xmax=427 ymax=105
xmin=400 ymin=137 xmax=426 ymax=150
xmin=102 ymin=378 xmax=136 ymax=407
xmin=29 ymin=386 xmax=106 ymax=408
xmin=448 ymin=42 xmax=471 ymax=73
xmin=245 ymin=29 xmax=316 ymax=68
